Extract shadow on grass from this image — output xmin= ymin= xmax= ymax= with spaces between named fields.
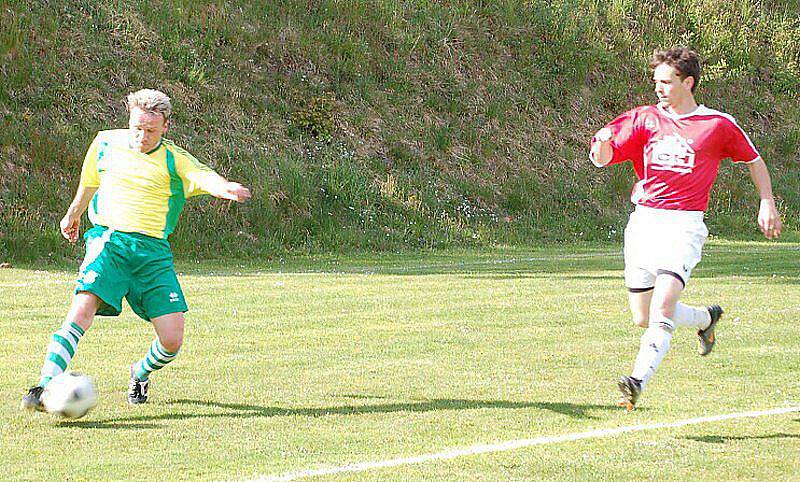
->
xmin=56 ymin=421 xmax=159 ymax=429
xmin=57 ymin=398 xmax=621 ymax=430
xmin=684 ymin=433 xmax=800 ymax=443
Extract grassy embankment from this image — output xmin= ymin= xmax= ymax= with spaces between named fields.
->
xmin=1 ymin=1 xmax=798 ymax=261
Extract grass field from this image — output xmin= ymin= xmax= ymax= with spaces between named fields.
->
xmin=2 ymin=241 xmax=799 ymax=480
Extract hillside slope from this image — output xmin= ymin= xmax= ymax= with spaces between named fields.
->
xmin=1 ymin=0 xmax=798 ymax=260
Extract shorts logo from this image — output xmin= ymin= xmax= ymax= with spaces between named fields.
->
xmin=169 ymin=292 xmax=180 ymax=303
xmin=650 ymin=134 xmax=695 ymax=174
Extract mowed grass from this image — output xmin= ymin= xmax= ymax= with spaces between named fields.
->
xmin=2 ymin=242 xmax=799 ymax=480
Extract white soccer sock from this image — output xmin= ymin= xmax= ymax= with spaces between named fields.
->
xmin=630 ymin=316 xmax=674 ymax=388
xmin=672 ymin=303 xmax=711 ymax=330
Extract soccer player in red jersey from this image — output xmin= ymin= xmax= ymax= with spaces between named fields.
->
xmin=589 ymin=47 xmax=781 ymax=410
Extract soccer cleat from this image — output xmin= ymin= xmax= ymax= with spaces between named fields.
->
xmin=21 ymin=386 xmax=45 ymax=412
xmin=128 ymin=366 xmax=150 ymax=404
xmin=697 ymin=305 xmax=723 ymax=356
xmin=616 ymin=376 xmax=642 ymax=411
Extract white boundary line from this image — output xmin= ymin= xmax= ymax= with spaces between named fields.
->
xmin=251 ymin=406 xmax=800 ymax=481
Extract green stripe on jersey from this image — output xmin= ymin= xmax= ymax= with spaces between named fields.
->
xmin=90 ymin=191 xmax=100 ymax=219
xmin=163 ymin=139 xmax=212 ymax=171
xmin=164 ymin=148 xmax=186 ymax=239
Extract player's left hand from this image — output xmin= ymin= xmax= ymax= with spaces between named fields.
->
xmin=757 ymin=199 xmax=781 ymax=239
xmin=222 ymin=182 xmax=252 ymax=203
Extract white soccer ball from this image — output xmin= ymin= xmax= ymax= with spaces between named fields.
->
xmin=42 ymin=372 xmax=98 ymax=419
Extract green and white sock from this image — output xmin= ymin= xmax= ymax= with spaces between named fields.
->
xmin=133 ymin=338 xmax=178 ymax=381
xmin=39 ymin=321 xmax=85 ymax=387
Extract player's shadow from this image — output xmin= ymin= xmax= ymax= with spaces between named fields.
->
xmin=171 ymin=398 xmax=617 ymax=420
xmin=684 ymin=433 xmax=800 ymax=443
xmin=60 ymin=398 xmax=621 ymax=429
xmin=55 ymin=420 xmax=159 ymax=429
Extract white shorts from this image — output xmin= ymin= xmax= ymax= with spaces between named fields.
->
xmin=623 ymin=205 xmax=708 ymax=290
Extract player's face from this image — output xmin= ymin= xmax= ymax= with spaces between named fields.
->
xmin=652 ymin=63 xmax=694 ymax=107
xmin=128 ymin=107 xmax=168 ymax=153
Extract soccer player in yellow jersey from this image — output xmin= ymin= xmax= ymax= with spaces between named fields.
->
xmin=22 ymin=89 xmax=251 ymax=409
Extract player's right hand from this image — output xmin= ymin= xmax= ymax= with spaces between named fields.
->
xmin=60 ymin=213 xmax=81 ymax=243
xmin=757 ymin=199 xmax=781 ymax=240
xmin=223 ymin=182 xmax=252 ymax=203
xmin=594 ymin=127 xmax=613 ymax=143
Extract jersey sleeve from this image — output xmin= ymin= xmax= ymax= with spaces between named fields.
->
xmin=171 ymin=146 xmax=220 ymax=198
xmin=606 ymin=108 xmax=646 ymax=166
xmin=78 ymin=134 xmax=102 ymax=188
xmin=723 ymin=118 xmax=760 ymax=163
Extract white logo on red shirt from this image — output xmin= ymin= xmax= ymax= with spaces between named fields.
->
xmin=650 ymin=134 xmax=695 ymax=174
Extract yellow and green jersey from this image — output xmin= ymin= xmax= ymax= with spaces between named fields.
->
xmin=79 ymin=129 xmax=219 ymax=239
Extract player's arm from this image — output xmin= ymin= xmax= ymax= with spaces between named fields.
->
xmin=60 ymin=185 xmax=98 ymax=243
xmin=63 ymin=134 xmax=103 ymax=243
xmin=589 ymin=109 xmax=644 ymax=168
xmin=746 ymin=158 xmax=781 ymax=239
xmin=589 ymin=127 xmax=614 ymax=167
xmin=172 ymin=145 xmax=252 ymax=203
xmin=197 ymin=172 xmax=252 ymax=203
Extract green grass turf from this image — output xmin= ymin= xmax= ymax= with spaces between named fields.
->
xmin=2 ymin=241 xmax=799 ymax=480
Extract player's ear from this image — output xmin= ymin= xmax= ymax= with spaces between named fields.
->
xmin=683 ymin=75 xmax=695 ymax=92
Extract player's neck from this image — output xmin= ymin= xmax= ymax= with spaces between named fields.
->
xmin=666 ymin=98 xmax=698 ymax=116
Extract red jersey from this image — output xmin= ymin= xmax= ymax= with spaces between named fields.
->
xmin=601 ymin=104 xmax=760 ymax=211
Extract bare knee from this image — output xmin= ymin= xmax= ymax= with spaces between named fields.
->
xmin=627 ymin=289 xmax=653 ymax=329
xmin=151 ymin=312 xmax=185 ymax=353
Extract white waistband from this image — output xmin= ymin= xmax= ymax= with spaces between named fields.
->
xmin=633 ymin=204 xmax=705 ymax=222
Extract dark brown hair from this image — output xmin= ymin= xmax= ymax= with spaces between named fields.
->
xmin=650 ymin=47 xmax=701 ymax=92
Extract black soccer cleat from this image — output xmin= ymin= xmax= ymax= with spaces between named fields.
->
xmin=617 ymin=376 xmax=642 ymax=411
xmin=698 ymin=305 xmax=724 ymax=356
xmin=128 ymin=366 xmax=150 ymax=405
xmin=21 ymin=386 xmax=45 ymax=412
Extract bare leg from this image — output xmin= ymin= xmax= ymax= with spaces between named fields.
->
xmin=627 ymin=289 xmax=654 ymax=328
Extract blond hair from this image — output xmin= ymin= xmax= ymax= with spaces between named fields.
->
xmin=126 ymin=89 xmax=172 ymax=120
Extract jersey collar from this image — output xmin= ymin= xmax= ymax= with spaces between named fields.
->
xmin=144 ymin=140 xmax=164 ymax=155
xmin=657 ymin=103 xmax=711 ymax=119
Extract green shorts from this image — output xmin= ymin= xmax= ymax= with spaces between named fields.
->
xmin=75 ymin=225 xmax=188 ymax=321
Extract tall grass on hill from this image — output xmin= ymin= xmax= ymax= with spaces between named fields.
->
xmin=1 ymin=1 xmax=798 ymax=261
